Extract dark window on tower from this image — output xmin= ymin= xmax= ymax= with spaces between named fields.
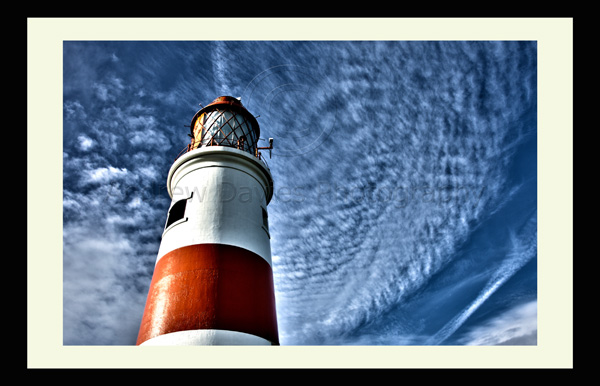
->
xmin=262 ymin=207 xmax=269 ymax=230
xmin=165 ymin=199 xmax=187 ymax=229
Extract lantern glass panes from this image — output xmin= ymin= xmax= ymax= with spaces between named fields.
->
xmin=192 ymin=108 xmax=257 ymax=155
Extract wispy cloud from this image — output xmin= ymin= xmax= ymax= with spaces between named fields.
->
xmin=212 ymin=41 xmax=233 ymax=96
xmin=266 ymin=41 xmax=536 ymax=344
xmin=426 ymin=213 xmax=537 ymax=345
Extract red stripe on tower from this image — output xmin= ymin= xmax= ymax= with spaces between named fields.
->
xmin=137 ymin=244 xmax=278 ymax=345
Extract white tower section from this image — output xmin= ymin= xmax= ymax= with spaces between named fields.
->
xmin=160 ymin=146 xmax=273 ymax=266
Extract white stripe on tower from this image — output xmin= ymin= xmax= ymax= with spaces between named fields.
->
xmin=158 ymin=147 xmax=273 ymax=265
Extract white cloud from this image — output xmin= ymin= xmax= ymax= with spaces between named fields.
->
xmin=77 ymin=135 xmax=95 ymax=151
xmin=128 ymin=128 xmax=170 ymax=151
xmin=93 ymin=83 xmax=109 ymax=101
xmin=63 ymin=219 xmax=153 ymax=345
xmin=83 ymin=165 xmax=128 ymax=185
xmin=127 ymin=196 xmax=142 ymax=209
xmin=64 ymin=100 xmax=87 ymax=121
xmin=92 ymin=76 xmax=125 ymax=102
xmin=459 ymin=301 xmax=537 ymax=345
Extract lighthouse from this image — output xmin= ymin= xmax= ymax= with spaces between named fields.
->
xmin=136 ymin=96 xmax=278 ymax=346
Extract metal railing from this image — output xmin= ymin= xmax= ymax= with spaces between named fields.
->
xmin=173 ymin=140 xmax=273 ymax=169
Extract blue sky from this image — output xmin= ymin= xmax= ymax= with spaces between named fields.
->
xmin=61 ymin=39 xmax=538 ymax=346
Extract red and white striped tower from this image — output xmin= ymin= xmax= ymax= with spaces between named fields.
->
xmin=137 ymin=96 xmax=278 ymax=345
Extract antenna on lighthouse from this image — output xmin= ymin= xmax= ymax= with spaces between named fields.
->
xmin=257 ymin=138 xmax=274 ymax=159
